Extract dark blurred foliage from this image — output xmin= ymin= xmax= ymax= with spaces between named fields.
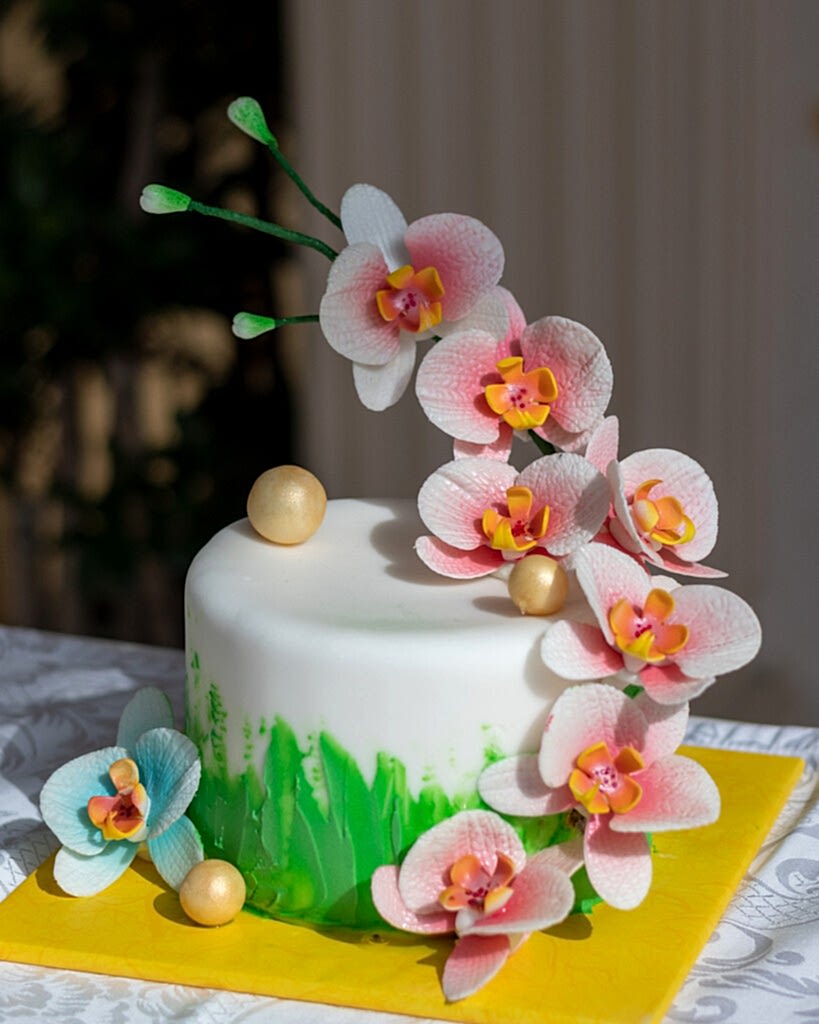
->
xmin=0 ymin=0 xmax=294 ymax=644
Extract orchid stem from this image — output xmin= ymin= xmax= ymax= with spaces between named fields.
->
xmin=528 ymin=431 xmax=557 ymax=456
xmin=271 ymin=314 xmax=319 ymax=329
xmin=188 ymin=201 xmax=337 ymax=261
xmin=266 ymin=145 xmax=342 ymax=231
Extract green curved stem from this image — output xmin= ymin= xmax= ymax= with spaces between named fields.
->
xmin=267 ymin=146 xmax=342 ymax=231
xmin=189 ymin=200 xmax=337 ymax=261
xmin=528 ymin=430 xmax=558 ymax=456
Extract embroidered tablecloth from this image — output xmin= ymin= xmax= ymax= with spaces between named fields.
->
xmin=1 ymin=625 xmax=817 ymax=1024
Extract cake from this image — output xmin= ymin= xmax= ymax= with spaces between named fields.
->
xmin=38 ymin=96 xmax=763 ymax=1004
xmin=183 ymin=498 xmax=584 ymax=928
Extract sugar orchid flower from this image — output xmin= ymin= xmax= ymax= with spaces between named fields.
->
xmin=540 ymin=544 xmax=762 ymax=705
xmin=479 ymin=684 xmax=720 ymax=910
xmin=40 ymin=688 xmax=203 ymax=897
xmin=319 ymin=184 xmax=506 ymax=411
xmin=415 ymin=288 xmax=613 ymax=458
xmin=585 ymin=417 xmax=725 ymax=578
xmin=415 ymin=454 xmax=610 ymax=579
xmin=371 ymin=809 xmax=580 ymax=1001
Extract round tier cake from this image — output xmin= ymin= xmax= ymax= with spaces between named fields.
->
xmin=184 ymin=497 xmax=584 ymax=928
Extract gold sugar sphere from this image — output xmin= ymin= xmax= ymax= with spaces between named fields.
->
xmin=247 ymin=465 xmax=327 ymax=545
xmin=508 ymin=555 xmax=569 ymax=616
xmin=179 ymin=859 xmax=247 ymax=927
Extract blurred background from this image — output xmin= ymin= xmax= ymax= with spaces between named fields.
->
xmin=1 ymin=0 xmax=817 ymax=725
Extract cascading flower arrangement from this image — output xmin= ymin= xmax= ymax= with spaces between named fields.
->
xmin=139 ymin=96 xmax=762 ymax=1000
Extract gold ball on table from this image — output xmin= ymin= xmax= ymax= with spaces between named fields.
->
xmin=508 ymin=555 xmax=569 ymax=615
xmin=246 ymin=465 xmax=327 ymax=544
xmin=179 ymin=859 xmax=247 ymax=927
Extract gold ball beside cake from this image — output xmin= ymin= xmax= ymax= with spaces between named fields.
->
xmin=179 ymin=859 xmax=247 ymax=926
xmin=508 ymin=555 xmax=569 ymax=616
xmin=247 ymin=465 xmax=327 ymax=544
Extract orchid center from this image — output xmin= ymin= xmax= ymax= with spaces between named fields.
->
xmin=375 ymin=263 xmax=444 ymax=334
xmin=569 ymin=741 xmax=644 ymax=815
xmin=482 ymin=486 xmax=550 ymax=553
xmin=631 ymin=479 xmax=696 ymax=547
xmin=609 ymin=588 xmax=690 ymax=664
xmin=438 ymin=851 xmax=516 ymax=915
xmin=484 ymin=356 xmax=558 ymax=430
xmin=87 ymin=757 xmax=150 ymax=842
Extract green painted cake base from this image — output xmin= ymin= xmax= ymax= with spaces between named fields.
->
xmin=187 ymin=682 xmax=579 ymax=929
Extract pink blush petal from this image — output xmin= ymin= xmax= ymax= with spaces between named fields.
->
xmin=584 ymin=815 xmax=652 ymax=910
xmin=671 ymin=586 xmax=762 ymax=679
xmin=398 ymin=810 xmax=526 ymax=915
xmin=453 ymin=428 xmax=514 ymax=462
xmin=414 ymin=535 xmax=502 ymax=578
xmin=520 ymin=317 xmax=613 ymax=433
xmin=340 ymin=183 xmax=409 ymax=269
xmin=654 ymin=551 xmax=728 ymax=579
xmin=371 ymin=866 xmax=454 ymax=934
xmin=610 ymin=755 xmax=720 ymax=833
xmin=319 ymin=244 xmax=399 ymax=364
xmin=468 ymin=855 xmax=575 ymax=936
xmin=517 ymin=454 xmax=610 ymax=555
xmin=352 ymin=336 xmax=417 ymax=411
xmin=585 ymin=416 xmax=620 ymax=475
xmin=495 ymin=286 xmax=528 ymax=342
xmin=639 ymin=665 xmax=715 ymax=706
xmin=540 ymin=620 xmax=624 ymax=681
xmin=478 ymin=755 xmax=573 ymax=817
xmin=538 ymin=683 xmax=647 ymax=789
xmin=415 ymin=331 xmax=503 ymax=443
xmin=633 ymin=691 xmax=689 ymax=762
xmin=442 ymin=934 xmax=511 ymax=1002
xmin=417 ymin=458 xmax=518 ymax=549
xmin=405 ymin=213 xmax=504 ymax=322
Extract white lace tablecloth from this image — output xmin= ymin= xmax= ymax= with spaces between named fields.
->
xmin=1 ymin=625 xmax=818 ymax=1024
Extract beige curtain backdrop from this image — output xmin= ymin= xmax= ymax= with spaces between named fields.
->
xmin=282 ymin=0 xmax=819 ymax=726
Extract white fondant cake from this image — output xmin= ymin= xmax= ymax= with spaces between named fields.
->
xmin=184 ymin=498 xmax=585 ymax=926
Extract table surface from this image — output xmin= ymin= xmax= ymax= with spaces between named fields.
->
xmin=1 ymin=625 xmax=817 ymax=1024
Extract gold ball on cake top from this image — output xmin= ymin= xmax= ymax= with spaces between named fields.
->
xmin=247 ymin=465 xmax=327 ymax=544
xmin=508 ymin=555 xmax=569 ymax=616
xmin=179 ymin=859 xmax=246 ymax=926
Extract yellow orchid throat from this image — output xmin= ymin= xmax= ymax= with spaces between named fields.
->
xmin=484 ymin=356 xmax=558 ymax=430
xmin=569 ymin=741 xmax=644 ymax=815
xmin=482 ymin=486 xmax=550 ymax=552
xmin=609 ymin=588 xmax=690 ymax=664
xmin=375 ymin=263 xmax=445 ymax=334
xmin=87 ymin=757 xmax=150 ymax=842
xmin=632 ymin=479 xmax=696 ymax=547
xmin=438 ymin=852 xmax=516 ymax=914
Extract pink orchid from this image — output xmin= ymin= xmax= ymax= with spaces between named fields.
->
xmin=415 ymin=454 xmax=610 ymax=579
xmin=479 ymin=684 xmax=720 ymax=910
xmin=371 ymin=809 xmax=579 ymax=1001
xmin=540 ymin=543 xmax=762 ymax=705
xmin=415 ymin=288 xmax=613 ymax=457
xmin=585 ymin=417 xmax=725 ymax=578
xmin=318 ymin=184 xmax=505 ymax=411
